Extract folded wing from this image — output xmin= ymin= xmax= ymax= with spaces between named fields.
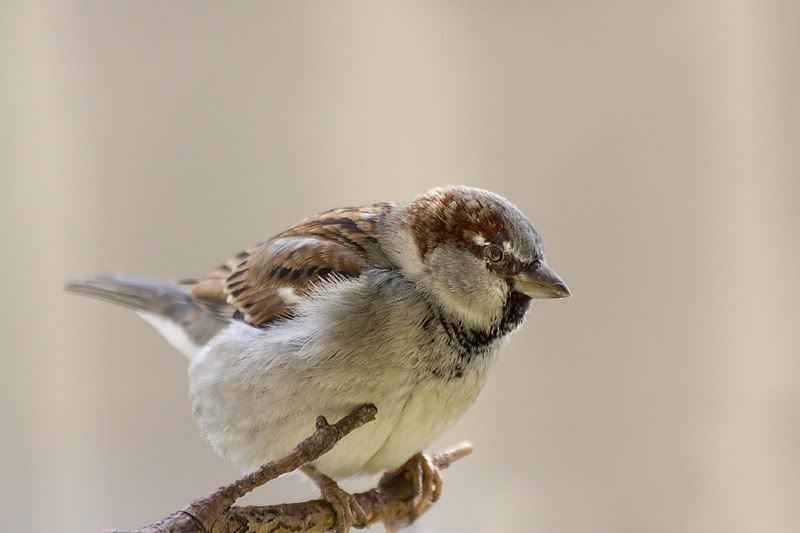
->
xmin=189 ymin=204 xmax=391 ymax=327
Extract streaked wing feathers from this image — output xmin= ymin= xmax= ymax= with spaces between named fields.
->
xmin=189 ymin=204 xmax=390 ymax=327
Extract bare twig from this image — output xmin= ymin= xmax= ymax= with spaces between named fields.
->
xmin=109 ymin=404 xmax=473 ymax=533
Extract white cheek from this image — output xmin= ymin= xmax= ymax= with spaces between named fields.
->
xmin=462 ymin=276 xmax=507 ymax=325
xmin=426 ymin=248 xmax=508 ymax=329
xmin=437 ymin=285 xmax=505 ymax=328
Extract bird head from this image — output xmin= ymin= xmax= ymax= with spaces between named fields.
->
xmin=390 ymin=185 xmax=570 ymax=331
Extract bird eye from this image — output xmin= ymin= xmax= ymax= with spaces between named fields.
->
xmin=484 ymin=244 xmax=504 ymax=263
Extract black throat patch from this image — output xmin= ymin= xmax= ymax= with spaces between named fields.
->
xmin=427 ymin=291 xmax=531 ymax=380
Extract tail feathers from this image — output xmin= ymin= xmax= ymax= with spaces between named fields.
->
xmin=65 ymin=274 xmax=227 ymax=358
xmin=65 ymin=274 xmax=189 ymax=313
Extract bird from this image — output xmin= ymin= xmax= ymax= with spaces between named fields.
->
xmin=66 ymin=185 xmax=570 ymax=532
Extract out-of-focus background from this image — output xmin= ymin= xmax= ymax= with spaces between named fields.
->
xmin=1 ymin=1 xmax=798 ymax=532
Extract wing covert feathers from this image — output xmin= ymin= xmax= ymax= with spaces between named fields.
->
xmin=190 ymin=203 xmax=392 ymax=327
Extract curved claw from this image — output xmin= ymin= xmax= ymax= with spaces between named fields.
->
xmin=408 ymin=453 xmax=443 ymax=516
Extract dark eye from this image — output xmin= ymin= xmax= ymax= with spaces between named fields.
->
xmin=484 ymin=244 xmax=504 ymax=263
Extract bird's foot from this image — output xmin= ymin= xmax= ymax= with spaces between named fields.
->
xmin=381 ymin=452 xmax=443 ymax=521
xmin=301 ymin=464 xmax=366 ymax=533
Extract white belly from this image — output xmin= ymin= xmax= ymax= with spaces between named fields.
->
xmin=189 ymin=320 xmax=492 ymax=478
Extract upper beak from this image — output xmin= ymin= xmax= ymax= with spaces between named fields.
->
xmin=513 ymin=262 xmax=571 ymax=299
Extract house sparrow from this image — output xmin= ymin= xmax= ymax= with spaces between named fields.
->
xmin=67 ymin=185 xmax=569 ymax=532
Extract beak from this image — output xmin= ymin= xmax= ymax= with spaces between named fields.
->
xmin=513 ymin=262 xmax=571 ymax=299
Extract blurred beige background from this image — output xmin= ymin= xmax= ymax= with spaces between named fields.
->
xmin=1 ymin=1 xmax=798 ymax=532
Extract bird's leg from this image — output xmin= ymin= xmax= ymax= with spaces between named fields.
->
xmin=301 ymin=464 xmax=366 ymax=533
xmin=381 ymin=452 xmax=443 ymax=520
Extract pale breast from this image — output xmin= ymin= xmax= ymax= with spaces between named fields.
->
xmin=189 ymin=271 xmax=501 ymax=478
xmin=357 ymin=358 xmax=492 ymax=474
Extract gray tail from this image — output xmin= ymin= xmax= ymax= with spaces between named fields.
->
xmin=65 ymin=274 xmax=227 ymax=358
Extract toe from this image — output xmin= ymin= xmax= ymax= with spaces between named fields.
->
xmin=408 ymin=455 xmax=425 ymax=513
xmin=325 ymin=490 xmax=354 ymax=533
xmin=411 ymin=453 xmax=442 ymax=515
xmin=416 ymin=456 xmax=435 ymax=515
xmin=349 ymin=496 xmax=368 ymax=524
xmin=431 ymin=467 xmax=443 ymax=503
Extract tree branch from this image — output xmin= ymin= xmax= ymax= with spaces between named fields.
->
xmin=110 ymin=404 xmax=472 ymax=533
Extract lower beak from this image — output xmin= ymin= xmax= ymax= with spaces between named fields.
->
xmin=513 ymin=263 xmax=571 ymax=299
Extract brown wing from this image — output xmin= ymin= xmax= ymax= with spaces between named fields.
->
xmin=189 ymin=204 xmax=391 ymax=327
